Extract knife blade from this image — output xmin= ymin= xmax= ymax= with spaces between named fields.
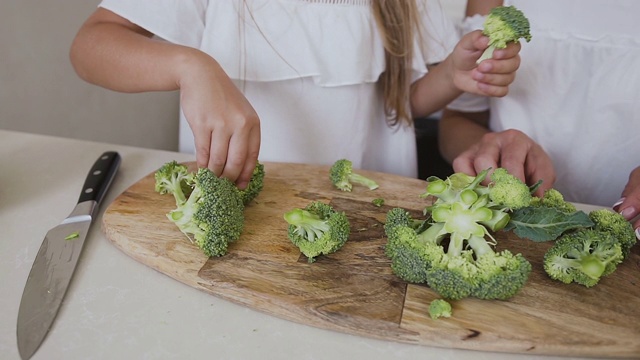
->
xmin=17 ymin=151 xmax=121 ymax=360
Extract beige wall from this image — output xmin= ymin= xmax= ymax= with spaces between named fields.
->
xmin=0 ymin=0 xmax=466 ymax=151
xmin=0 ymin=1 xmax=180 ymax=151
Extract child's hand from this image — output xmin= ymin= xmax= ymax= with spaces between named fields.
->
xmin=178 ymin=50 xmax=261 ymax=189
xmin=451 ymin=30 xmax=522 ymax=97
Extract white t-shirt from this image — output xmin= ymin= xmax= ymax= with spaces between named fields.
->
xmin=99 ymin=0 xmax=459 ymax=178
xmin=448 ymin=0 xmax=640 ymax=206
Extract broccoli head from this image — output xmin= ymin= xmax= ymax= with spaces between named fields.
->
xmin=543 ymin=228 xmax=623 ymax=287
xmin=284 ymin=201 xmax=351 ymax=262
xmin=238 ymin=161 xmax=265 ymax=205
xmin=386 ymin=167 xmax=535 ymax=300
xmin=477 ymin=5 xmax=532 ymax=64
xmin=330 ymin=159 xmax=379 ymax=192
xmin=167 ymin=167 xmax=245 ymax=257
xmin=428 ymin=299 xmax=452 ymax=320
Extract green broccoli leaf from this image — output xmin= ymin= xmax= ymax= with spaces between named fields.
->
xmin=505 ymin=207 xmax=594 ymax=242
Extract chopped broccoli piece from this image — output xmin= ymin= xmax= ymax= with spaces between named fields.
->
xmin=166 ymin=168 xmax=245 ymax=257
xmin=372 ymin=198 xmax=385 ymax=207
xmin=238 ymin=161 xmax=265 ymax=205
xmin=65 ymin=231 xmax=80 ymax=240
xmin=284 ymin=201 xmax=351 ymax=263
xmin=428 ymin=299 xmax=452 ymax=320
xmin=477 ymin=5 xmax=531 ymax=64
xmin=154 ymin=161 xmax=194 ymax=206
xmin=155 ymin=161 xmax=265 ymax=257
xmin=543 ymin=208 xmax=635 ymax=287
xmin=543 ymin=229 xmax=623 ymax=287
xmin=330 ymin=159 xmax=378 ymax=192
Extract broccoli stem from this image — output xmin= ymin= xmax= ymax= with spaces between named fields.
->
xmin=566 ymin=245 xmax=620 ymax=280
xmin=477 ymin=44 xmax=497 ymax=64
xmin=349 ymin=173 xmax=379 ymax=190
xmin=480 ymin=210 xmax=511 ymax=232
xmin=416 ymin=222 xmax=446 ymax=244
xmin=284 ymin=209 xmax=330 ymax=242
xmin=467 ymin=235 xmax=495 ymax=257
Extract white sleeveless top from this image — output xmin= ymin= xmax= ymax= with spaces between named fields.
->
xmin=99 ymin=0 xmax=458 ymax=178
xmin=449 ymin=0 xmax=640 ymax=206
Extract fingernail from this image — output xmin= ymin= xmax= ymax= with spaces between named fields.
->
xmin=612 ymin=197 xmax=625 ymax=209
xmin=635 ymin=228 xmax=640 ymax=241
xmin=619 ymin=206 xmax=636 ymax=220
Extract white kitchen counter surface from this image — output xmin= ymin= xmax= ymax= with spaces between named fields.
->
xmin=0 ymin=129 xmax=601 ymax=360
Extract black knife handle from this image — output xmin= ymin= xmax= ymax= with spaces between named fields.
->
xmin=77 ymin=151 xmax=121 ymax=205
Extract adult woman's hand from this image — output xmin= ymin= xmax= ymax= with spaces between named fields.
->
xmin=452 ymin=129 xmax=555 ymax=196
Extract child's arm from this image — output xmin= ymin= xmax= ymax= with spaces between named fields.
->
xmin=70 ymin=8 xmax=260 ymax=189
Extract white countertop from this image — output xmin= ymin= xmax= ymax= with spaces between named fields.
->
xmin=0 ymin=129 xmax=600 ymax=360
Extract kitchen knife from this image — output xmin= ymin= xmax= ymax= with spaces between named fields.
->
xmin=17 ymin=151 xmax=121 ymax=360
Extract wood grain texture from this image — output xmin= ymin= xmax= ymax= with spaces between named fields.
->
xmin=102 ymin=162 xmax=640 ymax=358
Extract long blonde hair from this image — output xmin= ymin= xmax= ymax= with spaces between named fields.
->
xmin=372 ymin=0 xmax=422 ymax=127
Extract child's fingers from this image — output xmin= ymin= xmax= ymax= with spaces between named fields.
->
xmin=208 ymin=127 xmax=232 ymax=178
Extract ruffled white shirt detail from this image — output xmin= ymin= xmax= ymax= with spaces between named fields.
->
xmin=99 ymin=0 xmax=458 ymax=178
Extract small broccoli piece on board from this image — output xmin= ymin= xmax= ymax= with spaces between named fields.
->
xmin=477 ymin=5 xmax=531 ymax=64
xmin=284 ymin=201 xmax=351 ymax=263
xmin=330 ymin=159 xmax=379 ymax=192
xmin=428 ymin=299 xmax=452 ymax=320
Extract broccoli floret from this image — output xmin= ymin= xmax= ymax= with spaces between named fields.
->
xmin=166 ymin=167 xmax=245 ymax=257
xmin=486 ymin=168 xmax=533 ymax=210
xmin=385 ymin=223 xmax=444 ymax=283
xmin=428 ymin=299 xmax=452 ymax=320
xmin=154 ymin=161 xmax=194 ymax=205
xmin=477 ymin=5 xmax=531 ymax=64
xmin=330 ymin=159 xmax=378 ymax=192
xmin=530 ymin=188 xmax=577 ymax=214
xmin=543 ymin=228 xmax=623 ymax=287
xmin=238 ymin=161 xmax=265 ymax=205
xmin=284 ymin=201 xmax=351 ymax=263
xmin=542 ymin=208 xmax=635 ymax=287
xmin=589 ymin=209 xmax=637 ymax=257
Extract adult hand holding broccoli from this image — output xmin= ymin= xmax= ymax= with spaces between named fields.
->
xmin=477 ymin=5 xmax=531 ymax=64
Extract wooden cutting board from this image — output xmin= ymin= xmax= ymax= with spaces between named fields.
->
xmin=102 ymin=162 xmax=640 ymax=358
